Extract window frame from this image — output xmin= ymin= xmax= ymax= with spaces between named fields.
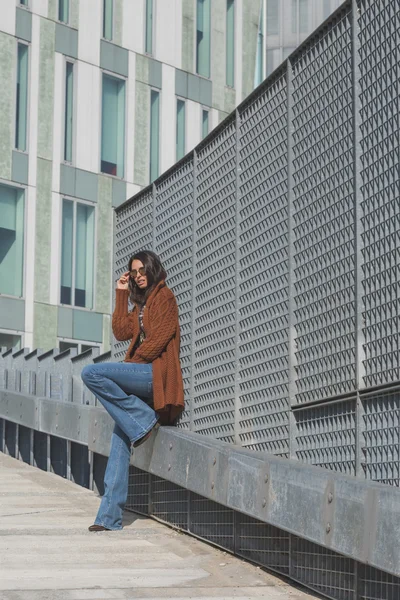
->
xmin=14 ymin=39 xmax=30 ymax=154
xmin=149 ymin=87 xmax=161 ymax=183
xmin=0 ymin=180 xmax=27 ymax=300
xmin=201 ymin=107 xmax=209 ymax=140
xmin=63 ymin=58 xmax=75 ymax=165
xmin=0 ymin=328 xmax=23 ymax=351
xmin=58 ymin=338 xmax=102 ymax=354
xmin=58 ymin=0 xmax=69 ymax=24
xmin=59 ymin=196 xmax=97 ymax=312
xmin=195 ymin=0 xmax=211 ymax=79
xmin=102 ymin=0 xmax=114 ymax=41
xmin=176 ymin=96 xmax=186 ymax=162
xmin=99 ymin=70 xmax=127 ymax=180
xmin=225 ymin=0 xmax=235 ymax=88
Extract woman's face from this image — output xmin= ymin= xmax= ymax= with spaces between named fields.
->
xmin=130 ymin=259 xmax=148 ymax=289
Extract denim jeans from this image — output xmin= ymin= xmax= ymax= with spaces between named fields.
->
xmin=81 ymin=362 xmax=157 ymax=530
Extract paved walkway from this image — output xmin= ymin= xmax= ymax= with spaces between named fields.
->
xmin=0 ymin=453 xmax=320 ymax=600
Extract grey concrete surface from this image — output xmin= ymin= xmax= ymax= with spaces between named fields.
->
xmin=0 ymin=453 xmax=320 ymax=600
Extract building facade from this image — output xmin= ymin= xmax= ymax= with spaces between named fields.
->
xmin=0 ymin=0 xmax=341 ymax=354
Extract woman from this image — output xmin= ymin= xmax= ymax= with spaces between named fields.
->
xmin=81 ymin=250 xmax=184 ymax=531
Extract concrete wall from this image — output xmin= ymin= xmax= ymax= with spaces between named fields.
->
xmin=0 ymin=0 xmax=261 ymax=353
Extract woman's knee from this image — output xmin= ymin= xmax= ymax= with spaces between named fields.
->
xmin=81 ymin=364 xmax=98 ymax=383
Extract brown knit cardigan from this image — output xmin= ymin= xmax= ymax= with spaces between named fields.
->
xmin=112 ymin=281 xmax=184 ymax=425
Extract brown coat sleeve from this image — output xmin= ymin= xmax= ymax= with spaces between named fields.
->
xmin=132 ymin=293 xmax=178 ymax=363
xmin=112 ymin=289 xmax=135 ymax=341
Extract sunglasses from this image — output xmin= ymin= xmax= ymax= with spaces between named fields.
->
xmin=129 ymin=267 xmax=146 ymax=279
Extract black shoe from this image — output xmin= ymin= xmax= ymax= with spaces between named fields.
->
xmin=88 ymin=524 xmax=111 ymax=532
xmin=132 ymin=422 xmax=160 ymax=448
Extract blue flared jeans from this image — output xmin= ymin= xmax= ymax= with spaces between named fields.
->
xmin=81 ymin=362 xmax=158 ymax=530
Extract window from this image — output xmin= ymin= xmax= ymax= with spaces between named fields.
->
xmin=0 ymin=332 xmax=21 ymax=351
xmin=101 ymin=74 xmax=125 ymax=178
xmin=267 ymin=0 xmax=279 ymax=35
xmin=176 ymin=99 xmax=185 ymax=161
xmin=196 ymin=0 xmax=211 ymax=78
xmin=202 ymin=109 xmax=209 ymax=139
xmin=103 ymin=0 xmax=113 ymax=40
xmin=145 ymin=0 xmax=153 ymax=54
xmin=61 ymin=199 xmax=95 ymax=309
xmin=19 ymin=0 xmax=28 ymax=5
xmin=15 ymin=43 xmax=28 ymax=152
xmin=0 ymin=185 xmax=24 ymax=297
xmin=254 ymin=1 xmax=264 ymax=87
xmin=59 ymin=0 xmax=69 ymax=23
xmin=149 ymin=89 xmax=160 ymax=182
xmin=299 ymin=0 xmax=309 ymax=34
xmin=226 ymin=0 xmax=235 ymax=87
xmin=64 ymin=62 xmax=73 ymax=162
xmin=59 ymin=340 xmax=99 ymax=353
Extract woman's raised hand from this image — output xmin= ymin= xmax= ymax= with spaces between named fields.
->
xmin=117 ymin=271 xmax=130 ymax=290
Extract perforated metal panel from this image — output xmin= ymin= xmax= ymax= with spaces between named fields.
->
xmin=292 ymin=7 xmax=356 ymax=404
xmin=238 ymin=70 xmax=289 ymax=455
xmin=189 ymin=492 xmax=235 ymax=551
xmin=126 ymin=466 xmax=150 ymax=515
xmin=291 ymin=536 xmax=355 ymax=600
xmin=193 ymin=120 xmax=237 ymax=442
xmin=150 ymin=476 xmax=188 ymax=528
xmin=114 ymin=189 xmax=154 ymax=362
xmin=358 ymin=0 xmax=400 ymax=389
xmin=295 ymin=400 xmax=357 ymax=475
xmin=362 ymin=391 xmax=400 ymax=485
xmin=154 ymin=159 xmax=194 ymax=429
xmin=237 ymin=513 xmax=290 ymax=574
xmin=358 ymin=564 xmax=400 ymax=600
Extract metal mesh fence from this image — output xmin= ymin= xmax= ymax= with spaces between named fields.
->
xmin=114 ymin=0 xmax=400 ymax=480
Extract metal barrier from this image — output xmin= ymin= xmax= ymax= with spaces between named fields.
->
xmin=114 ymin=0 xmax=400 ymax=482
xmin=1 ymin=342 xmax=400 ymax=600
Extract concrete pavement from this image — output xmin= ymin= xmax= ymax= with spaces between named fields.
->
xmin=0 ymin=452 xmax=320 ymax=600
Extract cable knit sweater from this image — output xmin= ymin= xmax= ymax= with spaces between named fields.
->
xmin=112 ymin=281 xmax=184 ymax=425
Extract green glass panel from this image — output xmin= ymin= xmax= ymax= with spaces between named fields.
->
xmin=75 ymin=203 xmax=95 ymax=309
xmin=61 ymin=199 xmax=73 ymax=305
xmin=226 ymin=0 xmax=235 ymax=87
xmin=20 ymin=0 xmax=28 ymax=5
xmin=202 ymin=109 xmax=209 ymax=139
xmin=101 ymin=75 xmax=125 ymax=178
xmin=176 ymin=99 xmax=185 ymax=161
xmin=59 ymin=0 xmax=69 ymax=23
xmin=103 ymin=0 xmax=113 ymax=40
xmin=150 ymin=90 xmax=160 ymax=182
xmin=196 ymin=0 xmax=210 ymax=78
xmin=0 ymin=185 xmax=24 ymax=297
xmin=145 ymin=0 xmax=153 ymax=54
xmin=15 ymin=44 xmax=28 ymax=152
xmin=267 ymin=0 xmax=279 ymax=35
xmin=64 ymin=62 xmax=73 ymax=162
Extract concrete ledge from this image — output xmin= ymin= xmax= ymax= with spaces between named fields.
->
xmin=1 ymin=391 xmax=400 ymax=578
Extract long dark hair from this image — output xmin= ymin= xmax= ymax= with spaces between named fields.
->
xmin=128 ymin=250 xmax=167 ymax=306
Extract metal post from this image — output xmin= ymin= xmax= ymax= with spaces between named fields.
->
xmin=152 ymin=182 xmax=157 ymax=250
xmin=351 ymin=0 xmax=366 ymax=479
xmin=189 ymin=150 xmax=198 ymax=433
xmin=287 ymin=58 xmax=298 ymax=460
xmin=234 ymin=108 xmax=242 ymax=446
